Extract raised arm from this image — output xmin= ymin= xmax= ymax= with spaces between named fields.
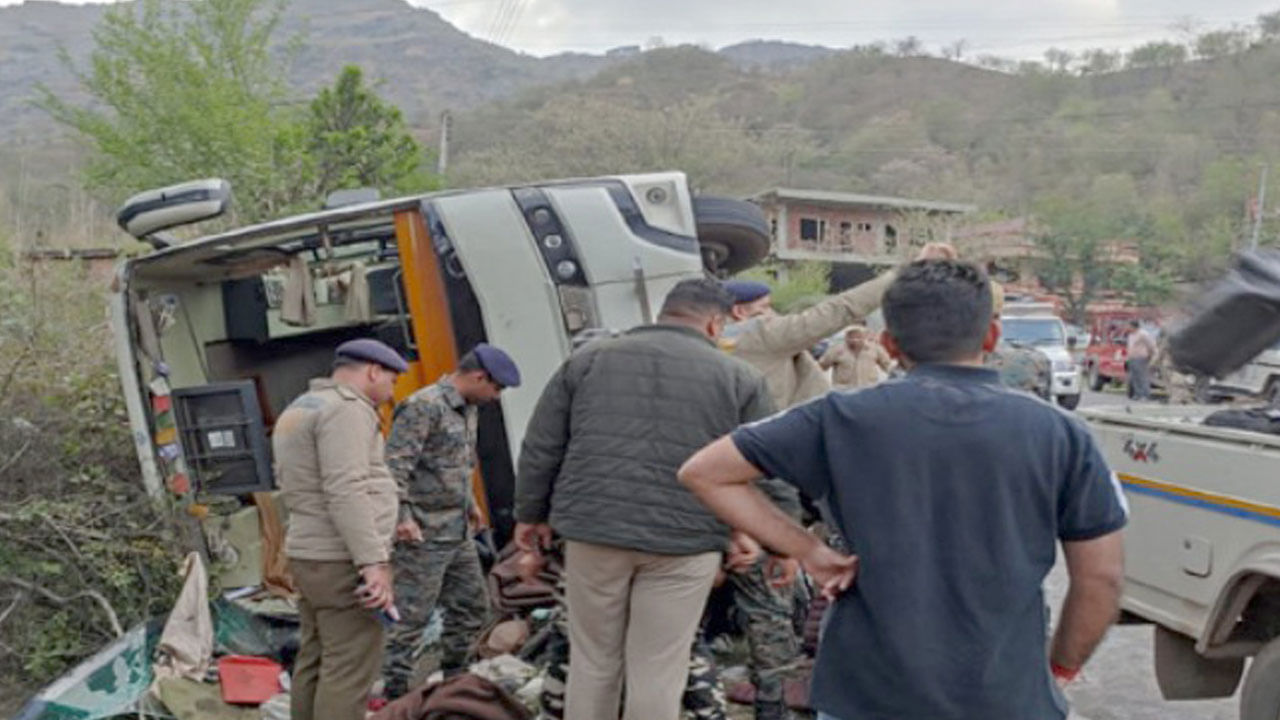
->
xmin=739 ymin=243 xmax=956 ymax=357
xmin=750 ymin=274 xmax=895 ymax=357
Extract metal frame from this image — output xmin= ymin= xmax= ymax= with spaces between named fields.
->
xmin=172 ymin=380 xmax=273 ymax=495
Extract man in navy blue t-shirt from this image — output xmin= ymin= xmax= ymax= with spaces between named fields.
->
xmin=680 ymin=260 xmax=1127 ymax=720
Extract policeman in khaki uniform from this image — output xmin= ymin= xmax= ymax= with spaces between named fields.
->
xmin=383 ymin=343 xmax=522 ymax=698
xmin=275 ymin=339 xmax=408 ymax=720
xmin=818 ymin=325 xmax=895 ymax=391
xmin=720 ymin=244 xmax=955 ymax=720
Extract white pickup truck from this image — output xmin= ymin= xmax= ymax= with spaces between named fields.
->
xmin=1080 ymin=404 xmax=1280 ymax=720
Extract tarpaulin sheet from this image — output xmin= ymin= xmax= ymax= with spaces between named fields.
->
xmin=16 ymin=596 xmax=300 ymax=719
xmin=14 ymin=621 xmax=162 ymax=720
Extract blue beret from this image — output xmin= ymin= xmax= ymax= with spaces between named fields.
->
xmin=723 ymin=280 xmax=772 ymax=305
xmin=473 ymin=343 xmax=521 ymax=388
xmin=334 ymin=338 xmax=408 ymax=373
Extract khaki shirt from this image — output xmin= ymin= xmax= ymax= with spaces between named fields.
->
xmin=274 ymin=378 xmax=398 ymax=566
xmin=385 ymin=378 xmax=478 ymax=543
xmin=821 ymin=342 xmax=893 ymax=390
xmin=722 ymin=272 xmax=895 ymax=409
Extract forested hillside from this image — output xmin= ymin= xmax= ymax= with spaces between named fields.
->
xmin=451 ymin=37 xmax=1280 ymax=285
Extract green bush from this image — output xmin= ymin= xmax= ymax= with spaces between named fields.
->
xmin=0 ymin=243 xmax=184 ymax=713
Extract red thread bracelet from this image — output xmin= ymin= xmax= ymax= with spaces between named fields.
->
xmin=1051 ymin=662 xmax=1080 ymax=683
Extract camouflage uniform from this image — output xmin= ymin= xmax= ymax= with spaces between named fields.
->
xmin=537 ymin=543 xmax=728 ymax=720
xmin=383 ymin=378 xmax=489 ymax=698
xmin=728 ymin=564 xmax=798 ymax=720
xmin=986 ymin=343 xmax=1051 ymax=400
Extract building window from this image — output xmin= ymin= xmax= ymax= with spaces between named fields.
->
xmin=884 ymin=224 xmax=898 ymax=253
xmin=770 ymin=218 xmax=778 ymax=239
xmin=799 ymin=218 xmax=826 ymax=243
xmin=856 ymin=222 xmax=874 ymax=233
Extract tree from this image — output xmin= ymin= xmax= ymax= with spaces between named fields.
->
xmin=1258 ymin=10 xmax=1280 ymax=41
xmin=893 ymin=36 xmax=924 ymax=57
xmin=1195 ymin=29 xmax=1252 ymax=59
xmin=38 ymin=0 xmax=305 ymax=222
xmin=1016 ymin=60 xmax=1048 ymax=76
xmin=976 ymin=54 xmax=1016 ymax=73
xmin=306 ymin=66 xmax=437 ymax=199
xmin=1126 ymin=41 xmax=1189 ymax=69
xmin=942 ymin=40 xmax=969 ymax=62
xmin=1043 ymin=47 xmax=1075 ymax=74
xmin=1032 ymin=177 xmax=1154 ymax=320
xmin=735 ymin=260 xmax=830 ymax=313
xmin=1078 ymin=49 xmax=1121 ymax=75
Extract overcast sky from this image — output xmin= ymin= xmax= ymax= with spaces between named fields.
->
xmin=3 ymin=0 xmax=1277 ymax=58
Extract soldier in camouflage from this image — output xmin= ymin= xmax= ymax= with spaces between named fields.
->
xmin=986 ymin=341 xmax=1052 ymax=400
xmin=984 ymin=282 xmax=1052 ymax=400
xmin=383 ymin=344 xmax=522 ymax=699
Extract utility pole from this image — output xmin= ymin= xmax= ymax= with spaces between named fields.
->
xmin=437 ymin=110 xmax=452 ymax=176
xmin=1251 ymin=164 xmax=1269 ymax=251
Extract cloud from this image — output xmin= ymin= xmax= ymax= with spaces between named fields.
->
xmin=2 ymin=0 xmax=1274 ymax=59
xmin=412 ymin=0 xmax=1277 ymax=57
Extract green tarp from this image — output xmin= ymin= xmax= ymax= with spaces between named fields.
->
xmin=16 ymin=598 xmax=298 ymax=720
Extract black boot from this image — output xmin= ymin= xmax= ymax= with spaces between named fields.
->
xmin=753 ymin=699 xmax=795 ymax=720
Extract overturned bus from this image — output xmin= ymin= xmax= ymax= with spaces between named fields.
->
xmin=109 ymin=172 xmax=769 ymax=545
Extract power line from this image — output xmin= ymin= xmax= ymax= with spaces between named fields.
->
xmin=496 ymin=0 xmax=532 ymax=48
xmin=486 ymin=0 xmax=519 ymax=43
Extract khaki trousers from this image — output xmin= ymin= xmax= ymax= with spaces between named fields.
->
xmin=290 ymin=559 xmax=385 ymax=720
xmin=563 ymin=540 xmax=721 ymax=720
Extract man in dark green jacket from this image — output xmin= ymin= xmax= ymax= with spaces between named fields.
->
xmin=513 ymin=278 xmax=797 ymax=720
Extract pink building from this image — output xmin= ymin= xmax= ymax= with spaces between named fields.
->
xmin=754 ymin=188 xmax=976 ymax=264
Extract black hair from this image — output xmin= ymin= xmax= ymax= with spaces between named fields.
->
xmin=659 ymin=278 xmax=735 ymax=319
xmin=457 ymin=351 xmax=483 ymax=373
xmin=882 ymin=259 xmax=993 ymax=363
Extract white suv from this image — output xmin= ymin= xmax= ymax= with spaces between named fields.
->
xmin=1000 ymin=310 xmax=1083 ymax=409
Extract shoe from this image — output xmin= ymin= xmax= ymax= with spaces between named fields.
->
xmin=753 ymin=699 xmax=794 ymax=720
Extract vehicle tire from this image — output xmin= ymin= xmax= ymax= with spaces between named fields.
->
xmin=1057 ymin=393 xmax=1081 ymax=410
xmin=1241 ymin=635 xmax=1280 ymax=720
xmin=693 ymin=196 xmax=770 ymax=276
xmin=1154 ymin=625 xmax=1243 ymax=700
xmin=1088 ymin=364 xmax=1106 ymax=392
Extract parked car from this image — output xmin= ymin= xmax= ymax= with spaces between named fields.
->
xmin=1000 ymin=307 xmax=1082 ymax=409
